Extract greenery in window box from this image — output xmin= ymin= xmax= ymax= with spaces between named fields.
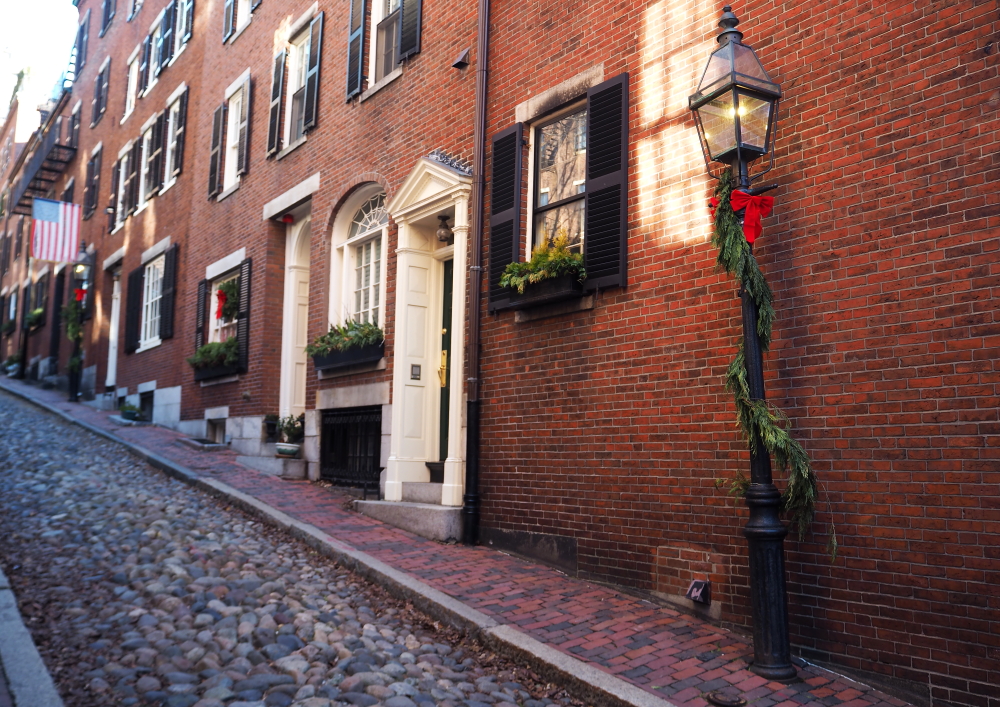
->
xmin=25 ymin=307 xmax=44 ymax=330
xmin=186 ymin=336 xmax=239 ymax=370
xmin=279 ymin=414 xmax=304 ymax=444
xmin=1 ymin=320 xmax=14 ymax=336
xmin=305 ymin=319 xmax=384 ymax=357
xmin=216 ymin=277 xmax=240 ymax=321
xmin=499 ymin=232 xmax=587 ymax=295
xmin=119 ymin=402 xmax=140 ymax=413
xmin=61 ymin=299 xmax=84 ymax=343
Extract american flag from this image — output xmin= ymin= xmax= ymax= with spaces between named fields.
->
xmin=31 ymin=198 xmax=81 ymax=263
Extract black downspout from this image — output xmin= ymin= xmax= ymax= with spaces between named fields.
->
xmin=463 ymin=0 xmax=491 ymax=546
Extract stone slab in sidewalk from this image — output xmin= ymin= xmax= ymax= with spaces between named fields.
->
xmin=0 ymin=566 xmax=64 ymax=707
xmin=0 ymin=376 xmax=913 ymax=707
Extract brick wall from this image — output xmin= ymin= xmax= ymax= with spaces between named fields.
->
xmin=478 ymin=1 xmax=1000 ymax=705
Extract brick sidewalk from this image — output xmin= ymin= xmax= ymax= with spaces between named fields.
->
xmin=0 ymin=378 xmax=912 ymax=707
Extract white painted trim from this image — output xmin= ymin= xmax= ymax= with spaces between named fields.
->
xmin=141 ymin=236 xmax=171 ymax=265
xmin=514 ymin=64 xmax=604 ymax=123
xmin=275 ymin=135 xmax=307 ymax=160
xmin=360 ymin=67 xmax=402 ymax=102
xmin=287 ymin=3 xmax=319 ymax=39
xmin=22 ymin=278 xmax=30 ymax=288
xmin=225 ymin=69 xmax=251 ymax=99
xmin=117 ymin=140 xmax=133 ymax=159
xmin=54 ymin=264 xmax=65 ymax=275
xmin=91 ymin=141 xmax=103 ymax=155
xmin=0 ymin=287 xmax=6 ymax=296
xmin=127 ymin=44 xmax=141 ymax=64
xmin=166 ymin=81 xmax=187 ymax=105
xmin=229 ymin=16 xmax=252 ymax=43
xmin=103 ymin=246 xmax=126 ymax=271
xmin=261 ymin=172 xmax=320 ymax=220
xmin=138 ymin=380 xmax=157 ymax=393
xmin=204 ymin=406 xmax=229 ymax=420
xmin=135 ymin=338 xmax=161 ymax=354
xmin=140 ymin=111 xmax=159 ymax=133
xmin=72 ymin=99 xmax=82 ymax=114
xmin=99 ymin=55 xmax=111 ymax=72
xmin=35 ymin=266 xmax=49 ymax=279
xmin=216 ymin=181 xmax=240 ymax=201
xmin=148 ymin=7 xmax=165 ymax=31
xmin=205 ymin=248 xmax=246 ymax=280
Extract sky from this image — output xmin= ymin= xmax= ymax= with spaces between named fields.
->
xmin=0 ymin=0 xmax=79 ymax=127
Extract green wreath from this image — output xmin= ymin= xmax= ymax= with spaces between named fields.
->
xmin=712 ymin=169 xmax=836 ymax=559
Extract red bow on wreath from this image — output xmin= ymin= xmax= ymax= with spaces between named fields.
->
xmin=729 ymin=191 xmax=774 ymax=245
xmin=74 ymin=288 xmax=86 ymax=302
xmin=215 ymin=290 xmax=227 ymax=320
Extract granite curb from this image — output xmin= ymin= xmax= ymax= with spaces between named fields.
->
xmin=0 ymin=383 xmax=681 ymax=707
xmin=0 ymin=566 xmax=65 ymax=707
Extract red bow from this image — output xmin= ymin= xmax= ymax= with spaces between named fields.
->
xmin=729 ymin=191 xmax=774 ymax=245
xmin=74 ymin=288 xmax=86 ymax=302
xmin=709 ymin=197 xmax=719 ymax=219
xmin=215 ymin=290 xmax=227 ymax=320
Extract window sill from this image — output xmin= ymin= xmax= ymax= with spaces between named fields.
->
xmin=228 ymin=18 xmax=252 ymax=44
xmin=216 ymin=181 xmax=240 ymax=202
xmin=167 ymin=42 xmax=187 ymax=68
xmin=136 ymin=338 xmax=162 ymax=354
xmin=135 ymin=202 xmax=150 ymax=216
xmin=199 ymin=374 xmax=239 ymax=387
xmin=142 ymin=77 xmax=158 ymax=98
xmin=121 ymin=109 xmax=134 ymax=125
xmin=276 ymin=135 xmax=307 ymax=160
xmin=111 ymin=222 xmax=125 ymax=235
xmin=360 ymin=67 xmax=402 ymax=102
xmin=160 ymin=178 xmax=177 ymax=196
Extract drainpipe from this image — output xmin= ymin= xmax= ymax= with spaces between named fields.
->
xmin=463 ymin=0 xmax=491 ymax=545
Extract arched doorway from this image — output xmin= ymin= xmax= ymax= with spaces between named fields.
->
xmin=279 ymin=213 xmax=311 ymax=418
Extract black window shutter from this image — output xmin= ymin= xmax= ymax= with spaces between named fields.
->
xmin=236 ymin=258 xmax=251 ymax=372
xmin=83 ymin=159 xmax=94 ymax=218
xmin=346 ymin=0 xmax=366 ymax=99
xmin=208 ymin=103 xmax=224 ymax=197
xmin=397 ymin=0 xmax=422 ymax=62
xmin=127 ymin=142 xmax=141 ymax=214
xmin=149 ymin=113 xmax=165 ymax=195
xmin=107 ymin=159 xmax=120 ymax=232
xmin=194 ymin=278 xmax=208 ymax=350
xmin=160 ymin=1 xmax=176 ymax=70
xmin=89 ymin=151 xmax=102 ymax=220
xmin=303 ymin=13 xmax=323 ymax=131
xmin=182 ymin=0 xmax=194 ymax=42
xmin=101 ymin=0 xmax=111 ymax=34
xmin=124 ymin=266 xmax=144 ymax=354
xmin=237 ymin=78 xmax=251 ymax=176
xmin=49 ymin=270 xmax=65 ymax=359
xmin=266 ymin=50 xmax=286 ymax=156
xmin=139 ymin=35 xmax=151 ymax=93
xmin=172 ymin=89 xmax=188 ymax=176
xmin=159 ymin=244 xmax=178 ymax=340
xmin=487 ymin=123 xmax=523 ymax=312
xmin=77 ymin=13 xmax=89 ymax=71
xmin=71 ymin=110 xmax=80 ymax=148
xmin=91 ymin=73 xmax=101 ymax=125
xmin=584 ymin=73 xmax=629 ymax=291
xmin=101 ymin=62 xmax=111 ymax=116
xmin=223 ymin=0 xmax=235 ymax=41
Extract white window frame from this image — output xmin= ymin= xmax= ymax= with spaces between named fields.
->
xmin=115 ymin=142 xmax=131 ymax=229
xmin=283 ymin=30 xmax=311 ymax=147
xmin=331 ymin=190 xmax=388 ymax=328
xmin=368 ymin=0 xmax=400 ymax=88
xmin=124 ymin=56 xmax=139 ymax=120
xmin=162 ymin=99 xmax=181 ymax=190
xmin=146 ymin=14 xmax=164 ymax=93
xmin=138 ymin=255 xmax=165 ymax=351
xmin=236 ymin=0 xmax=252 ymax=34
xmin=137 ymin=125 xmax=153 ymax=209
xmin=173 ymin=0 xmax=189 ymax=56
xmin=209 ymin=271 xmax=240 ymax=344
xmin=222 ymin=88 xmax=243 ymax=192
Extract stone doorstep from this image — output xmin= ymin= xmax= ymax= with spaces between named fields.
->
xmin=236 ymin=455 xmax=307 ymax=480
xmin=401 ymin=481 xmax=443 ymax=504
xmin=355 ymin=500 xmax=463 ymax=544
xmin=178 ymin=437 xmax=228 ymax=452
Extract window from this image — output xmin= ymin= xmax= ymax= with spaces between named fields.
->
xmin=140 ymin=255 xmax=164 ymax=348
xmin=0 ymin=138 xmax=11 ymax=176
xmin=70 ymin=105 xmax=81 ymax=147
xmin=62 ymin=179 xmax=75 ymax=204
xmin=209 ymin=75 xmax=250 ymax=198
xmin=149 ymin=22 xmax=164 ymax=81
xmin=101 ymin=0 xmax=116 ymax=35
xmin=224 ymin=0 xmax=254 ymax=41
xmin=75 ymin=11 xmax=90 ymax=72
xmin=14 ymin=217 xmax=23 ymax=260
xmin=138 ymin=126 xmax=153 ymax=208
xmin=114 ymin=153 xmax=129 ymax=228
xmin=128 ymin=0 xmax=144 ymax=21
xmin=354 ymin=239 xmax=381 ymax=325
xmin=488 ymin=74 xmax=629 ymax=311
xmin=174 ymin=0 xmax=193 ymax=55
xmin=92 ymin=60 xmax=111 ymax=126
xmin=83 ymin=148 xmax=102 ymax=219
xmin=209 ymin=272 xmax=239 ymax=343
xmin=266 ymin=15 xmax=322 ymax=156
xmin=532 ymin=106 xmax=587 ymax=251
xmin=373 ymin=0 xmax=399 ymax=83
xmin=223 ymin=90 xmax=242 ymax=191
xmin=7 ymin=291 xmax=16 ymax=322
xmin=163 ymin=90 xmax=188 ymax=187
xmin=333 ymin=191 xmax=387 ymax=326
xmin=285 ymin=32 xmax=310 ymax=145
xmin=124 ymin=54 xmax=140 ymax=119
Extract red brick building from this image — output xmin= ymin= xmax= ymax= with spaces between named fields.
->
xmin=1 ymin=0 xmax=997 ymax=705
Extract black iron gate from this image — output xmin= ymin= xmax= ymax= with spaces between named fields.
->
xmin=320 ymin=406 xmax=382 ymax=492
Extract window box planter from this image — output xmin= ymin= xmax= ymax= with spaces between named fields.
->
xmin=120 ymin=410 xmax=139 ymax=421
xmin=275 ymin=442 xmax=301 ymax=458
xmin=508 ymin=275 xmax=585 ymax=310
xmin=312 ymin=342 xmax=384 ymax=372
xmin=193 ymin=363 xmax=241 ymax=381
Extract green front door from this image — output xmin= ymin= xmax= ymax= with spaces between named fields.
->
xmin=438 ymin=259 xmax=453 ymax=461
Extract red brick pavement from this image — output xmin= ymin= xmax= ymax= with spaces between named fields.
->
xmin=0 ymin=379 xmax=913 ymax=707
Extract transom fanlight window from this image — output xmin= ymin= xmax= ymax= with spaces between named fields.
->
xmin=349 ymin=193 xmax=388 ymax=239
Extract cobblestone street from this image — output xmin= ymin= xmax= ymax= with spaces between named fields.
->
xmin=0 ymin=393 xmax=582 ymax=707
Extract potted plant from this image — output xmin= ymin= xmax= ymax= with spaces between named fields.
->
xmin=119 ymin=402 xmax=141 ymax=421
xmin=499 ymin=232 xmax=587 ymax=310
xmin=275 ymin=414 xmax=304 ymax=457
xmin=25 ymin=307 xmax=44 ymax=331
xmin=187 ymin=337 xmax=240 ymax=381
xmin=306 ymin=319 xmax=384 ymax=372
xmin=263 ymin=413 xmax=280 ymax=443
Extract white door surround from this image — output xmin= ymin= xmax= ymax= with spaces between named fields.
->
xmin=384 ymin=157 xmax=472 ymax=506
xmin=279 ymin=212 xmax=312 ymax=418
xmin=105 ymin=273 xmax=121 ymax=388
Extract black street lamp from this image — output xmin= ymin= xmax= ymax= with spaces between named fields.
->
xmin=68 ymin=242 xmax=92 ymax=402
xmin=689 ymin=6 xmax=796 ymax=682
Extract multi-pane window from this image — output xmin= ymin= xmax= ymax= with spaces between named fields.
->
xmin=128 ymin=0 xmax=144 ymax=21
xmin=163 ymin=94 xmax=184 ymax=186
xmin=140 ymin=255 xmax=164 ymax=347
xmin=83 ymin=149 xmax=101 ymax=219
xmin=138 ymin=126 xmax=153 ymax=207
xmin=75 ymin=11 xmax=90 ymax=72
xmin=124 ymin=55 xmax=139 ymax=118
xmin=347 ymin=193 xmax=387 ymax=324
xmin=92 ymin=60 xmax=111 ymax=126
xmin=374 ymin=0 xmax=400 ymax=83
xmin=286 ymin=32 xmax=310 ymax=144
xmin=100 ymin=0 xmax=116 ymax=35
xmin=174 ymin=0 xmax=191 ymax=53
xmin=209 ymin=273 xmax=239 ymax=343
xmin=533 ymin=106 xmax=587 ymax=250
xmin=70 ymin=105 xmax=81 ymax=147
xmin=115 ymin=154 xmax=128 ymax=228
xmin=149 ymin=22 xmax=164 ymax=80
xmin=223 ymin=89 xmax=243 ymax=191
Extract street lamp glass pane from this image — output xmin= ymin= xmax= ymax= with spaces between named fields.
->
xmin=698 ymin=43 xmax=732 ymax=96
xmin=698 ymin=93 xmax=737 ymax=160
xmin=732 ymin=43 xmax=776 ymax=93
xmin=738 ymin=94 xmax=770 ymax=151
